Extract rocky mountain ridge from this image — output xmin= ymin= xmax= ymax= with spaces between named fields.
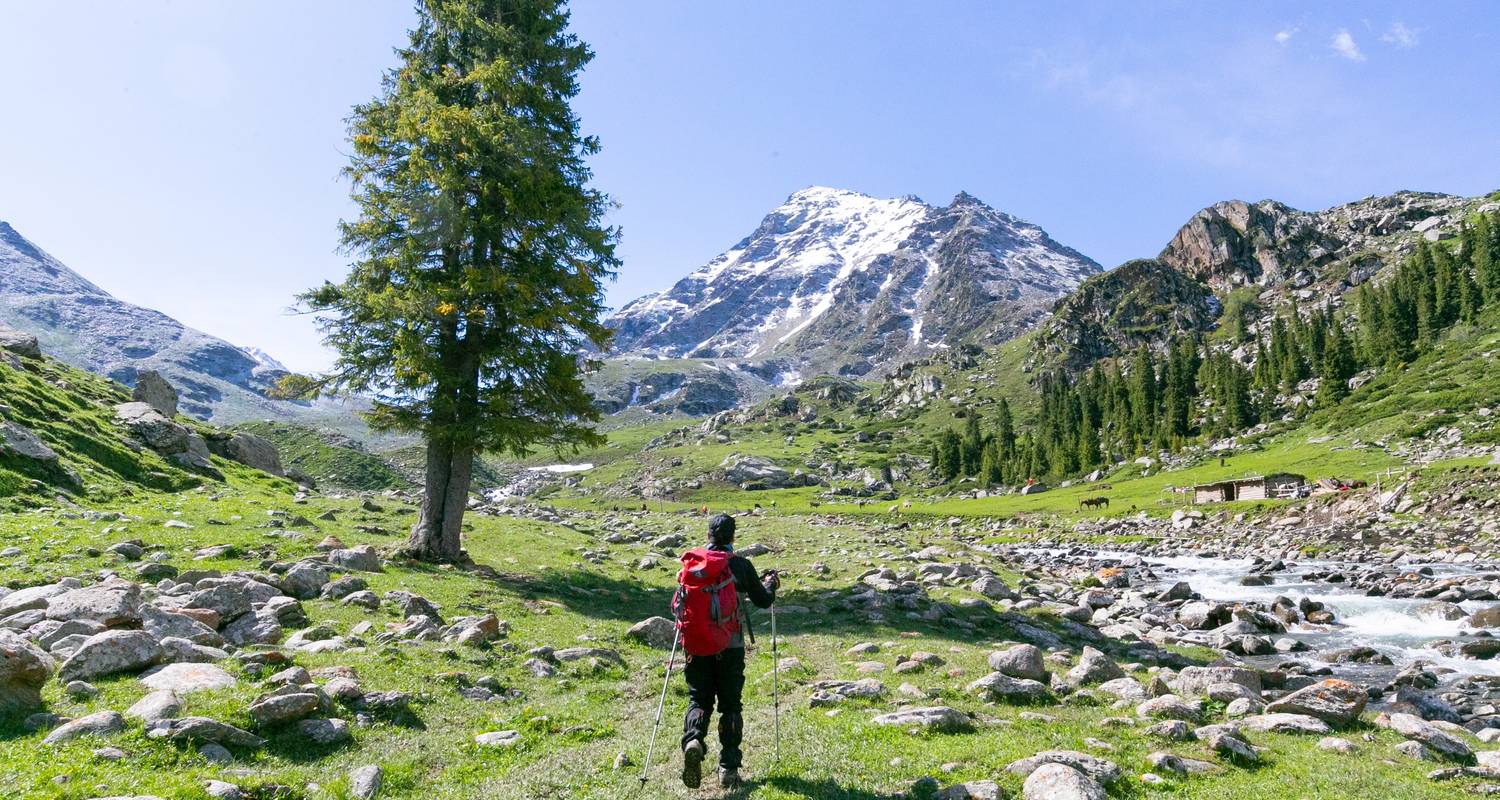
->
xmin=0 ymin=221 xmax=362 ymax=429
xmin=1028 ymin=190 xmax=1500 ymax=375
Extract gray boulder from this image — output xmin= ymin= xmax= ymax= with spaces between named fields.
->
xmin=216 ymin=432 xmax=284 ymax=476
xmin=328 ymin=545 xmax=382 ymax=573
xmin=1022 ymin=763 xmax=1107 ymax=800
xmin=1240 ymin=713 xmax=1330 ymax=735
xmin=146 ymin=716 xmax=266 ymax=749
xmin=1264 ymin=678 xmax=1367 ymax=728
xmin=132 ymin=370 xmax=179 ymax=417
xmin=59 ymin=630 xmax=162 ymax=682
xmin=0 ymin=629 xmax=54 ymax=714
xmin=0 ymin=324 xmax=41 ymax=358
xmin=298 ymin=717 xmax=352 ymax=745
xmin=42 ymin=710 xmax=125 ymax=745
xmin=45 ymin=579 xmax=142 ymax=627
xmin=126 ymin=690 xmax=183 ymax=724
xmin=872 ymin=706 xmax=972 ymax=733
xmin=627 ymin=616 xmax=676 ymax=650
xmin=0 ymin=421 xmax=58 ymax=463
xmin=142 ymin=605 xmax=222 ymax=647
xmin=349 ymin=764 xmax=384 ymax=800
xmin=280 ymin=562 xmax=330 ymax=600
xmin=1066 ymin=647 xmax=1124 ymax=685
xmin=967 ymin=671 xmax=1052 ymax=704
xmin=114 ymin=402 xmax=191 ymax=453
xmin=1382 ymin=712 xmax=1474 ymax=763
xmin=989 ymin=643 xmax=1046 ymax=681
xmin=1006 ymin=751 xmax=1121 ymax=785
xmin=1172 ymin=665 xmax=1261 ymax=696
xmin=140 ymin=662 xmax=237 ymax=694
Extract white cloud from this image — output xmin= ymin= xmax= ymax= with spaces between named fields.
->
xmin=1274 ymin=26 xmax=1298 ymax=45
xmin=1381 ymin=21 xmax=1419 ymax=49
xmin=1331 ymin=29 xmax=1365 ymax=61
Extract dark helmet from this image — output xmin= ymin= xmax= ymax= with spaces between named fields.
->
xmin=708 ymin=513 xmax=736 ymax=546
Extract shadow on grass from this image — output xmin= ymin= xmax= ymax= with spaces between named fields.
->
xmin=758 ymin=775 xmax=907 ymax=799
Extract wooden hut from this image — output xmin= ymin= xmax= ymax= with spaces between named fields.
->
xmin=1192 ymin=473 xmax=1306 ymax=504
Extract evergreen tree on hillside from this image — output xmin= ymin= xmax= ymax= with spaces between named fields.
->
xmin=301 ymin=0 xmax=616 ymax=562
xmin=1317 ymin=323 xmax=1357 ymax=405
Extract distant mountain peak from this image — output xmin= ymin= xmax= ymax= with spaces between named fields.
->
xmin=608 ymin=188 xmax=1099 ymax=375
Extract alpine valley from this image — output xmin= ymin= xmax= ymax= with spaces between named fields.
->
xmin=5 ymin=183 xmax=1500 ymax=800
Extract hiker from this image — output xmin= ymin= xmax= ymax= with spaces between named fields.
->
xmin=674 ymin=513 xmax=779 ymax=789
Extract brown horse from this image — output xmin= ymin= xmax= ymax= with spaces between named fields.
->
xmin=1079 ymin=496 xmax=1110 ymax=511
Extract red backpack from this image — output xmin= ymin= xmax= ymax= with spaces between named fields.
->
xmin=672 ymin=548 xmax=740 ymax=656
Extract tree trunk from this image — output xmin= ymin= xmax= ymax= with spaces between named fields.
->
xmin=404 ymin=437 xmax=475 ymax=563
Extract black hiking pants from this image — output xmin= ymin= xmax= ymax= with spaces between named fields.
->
xmin=681 ymin=647 xmax=746 ymax=769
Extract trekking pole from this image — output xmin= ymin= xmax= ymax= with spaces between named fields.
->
xmin=639 ymin=626 xmax=681 ymax=787
xmin=771 ymin=605 xmax=781 ymax=766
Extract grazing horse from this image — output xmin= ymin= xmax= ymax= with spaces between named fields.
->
xmin=1079 ymin=496 xmax=1110 ymax=511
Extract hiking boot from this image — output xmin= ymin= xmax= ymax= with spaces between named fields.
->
xmin=681 ymin=740 xmax=704 ymax=789
xmin=719 ymin=767 xmax=741 ymax=788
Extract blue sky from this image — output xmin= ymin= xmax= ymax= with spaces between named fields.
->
xmin=2 ymin=1 xmax=1497 ymax=372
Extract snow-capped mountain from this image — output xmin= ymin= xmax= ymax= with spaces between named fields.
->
xmin=609 ymin=187 xmax=1100 ymax=376
xmin=242 ymin=346 xmax=289 ymax=373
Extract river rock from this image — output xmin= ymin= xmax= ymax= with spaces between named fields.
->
xmin=1264 ymin=678 xmax=1367 ymax=727
xmin=0 ymin=629 xmax=54 ymax=714
xmin=59 ymin=630 xmax=162 ymax=682
xmin=1381 ymin=712 xmax=1474 ymax=763
xmin=1022 ymin=763 xmax=1106 ymax=800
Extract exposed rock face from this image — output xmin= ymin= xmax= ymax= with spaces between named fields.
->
xmin=1026 ymin=259 xmax=1219 ymax=375
xmin=0 ymin=629 xmax=54 ymax=715
xmin=1159 ymin=199 xmax=1343 ymax=292
xmin=1027 ymin=190 xmax=1489 ymax=377
xmin=718 ymin=454 xmax=817 ymax=490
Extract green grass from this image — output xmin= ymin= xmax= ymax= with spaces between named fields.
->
xmin=3 ymin=478 xmax=1494 ymax=799
xmin=233 ymin=421 xmax=410 ymax=492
